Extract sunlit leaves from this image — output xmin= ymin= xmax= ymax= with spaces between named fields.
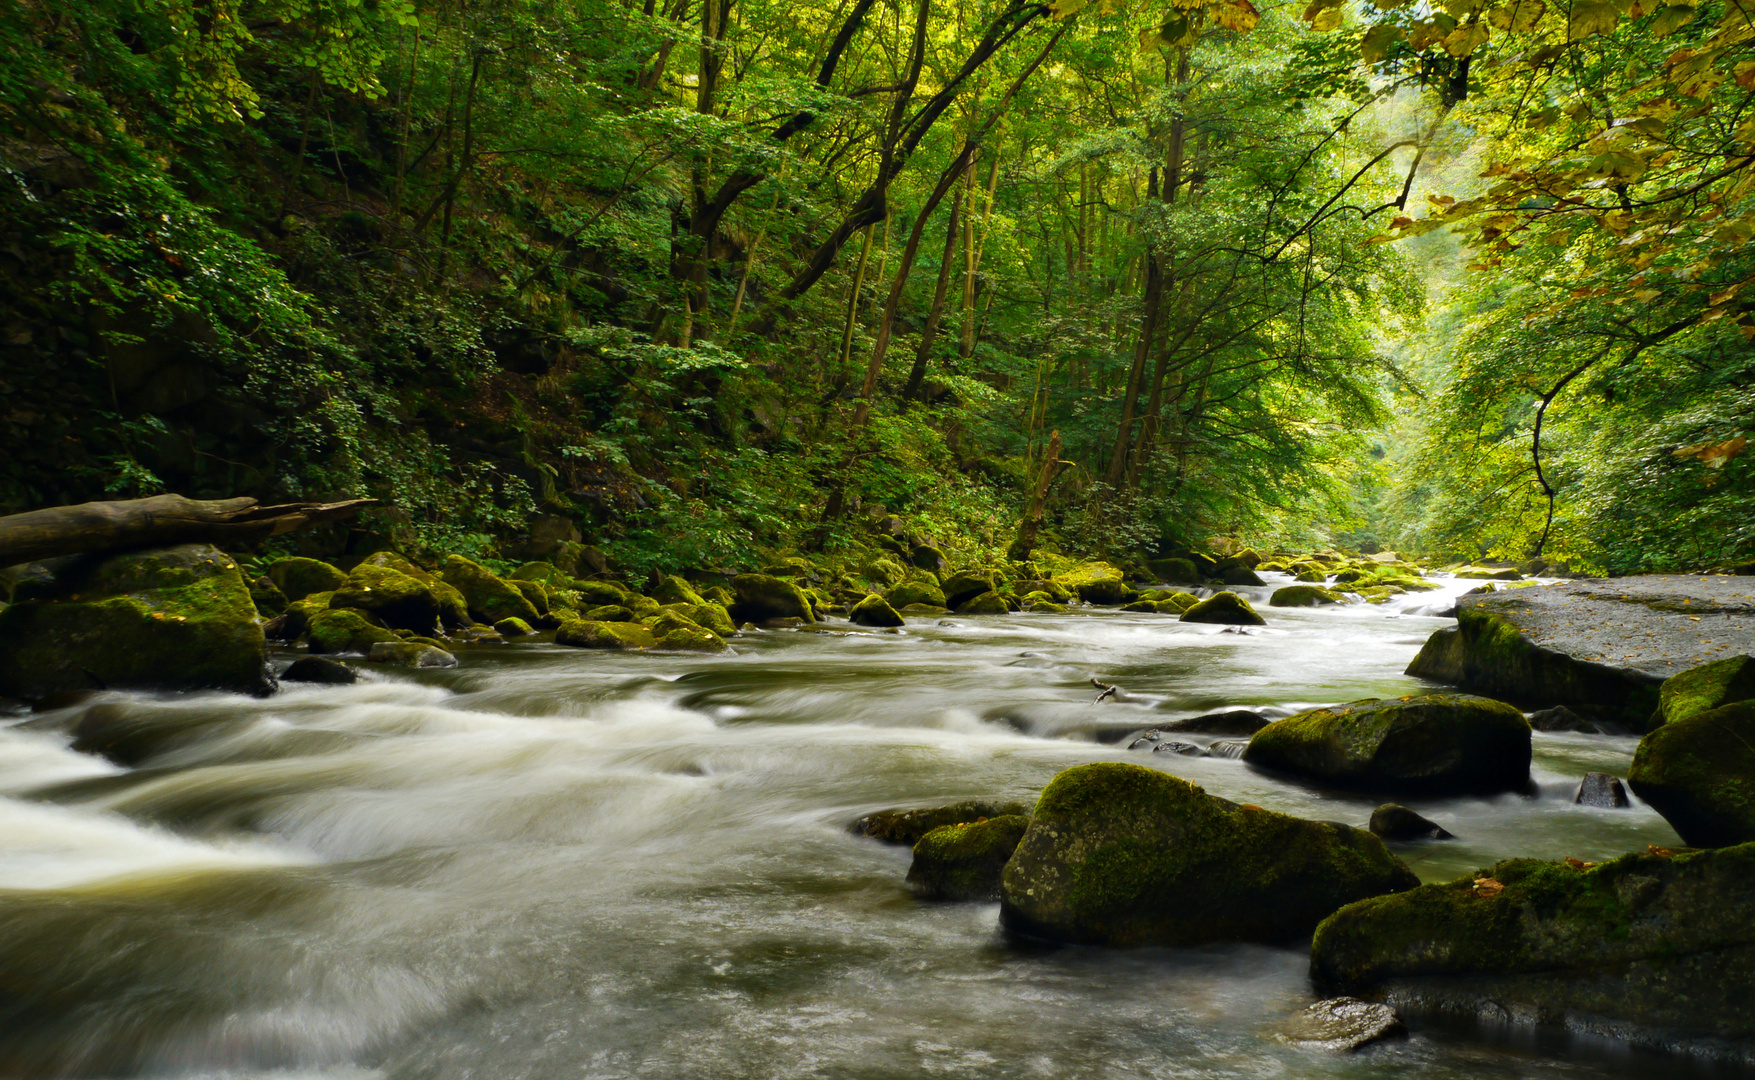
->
xmin=1486 ymin=0 xmax=1544 ymax=32
xmin=1567 ymin=0 xmax=1621 ymax=40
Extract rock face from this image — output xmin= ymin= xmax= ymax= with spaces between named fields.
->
xmin=1243 ymin=695 xmax=1531 ymax=795
xmin=998 ymin=763 xmax=1418 ymax=947
xmin=0 ymin=544 xmax=271 ymax=698
xmin=850 ymin=800 xmax=1029 ymax=846
xmin=1271 ymin=584 xmax=1347 ymax=607
xmin=906 ymin=815 xmax=1030 ymax=901
xmin=1179 ymin=591 xmax=1265 ymax=626
xmin=1629 ymin=702 xmax=1755 ymax=847
xmin=1575 ymin=772 xmax=1631 ymax=808
xmin=1651 ymin=656 xmax=1755 ymax=728
xmin=729 ymin=573 xmax=816 ymax=624
xmin=849 ymin=594 xmax=905 ymax=627
xmin=1368 ymin=804 xmax=1454 ymax=841
xmin=1309 ymin=844 xmax=1755 ymax=1044
xmin=1406 ymin=577 xmax=1755 ymax=729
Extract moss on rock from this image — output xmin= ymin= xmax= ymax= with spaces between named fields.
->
xmin=650 ymin=574 xmax=707 ymax=607
xmin=730 ymin=573 xmax=816 ymax=624
xmin=330 ymin=563 xmax=445 ymax=634
xmin=907 ymin=815 xmax=1031 ymax=901
xmin=1179 ymin=590 xmax=1265 ymax=626
xmin=885 ymin=579 xmax=947 ymax=609
xmin=1629 ymin=701 xmax=1755 ymax=847
xmin=493 ymin=616 xmax=535 ymax=635
xmin=366 ymin=641 xmax=459 ymax=667
xmin=956 ymin=590 xmax=1010 ymax=615
xmin=851 ymin=799 xmax=1030 ymax=845
xmin=999 ymin=762 xmax=1418 ymax=946
xmin=850 ymin=594 xmax=905 ymax=627
xmin=554 ymin=619 xmax=656 ymax=650
xmin=1146 ymin=557 xmax=1200 ymax=584
xmin=267 ymin=557 xmax=346 ymax=603
xmin=686 ymin=601 xmax=736 ymax=636
xmin=307 ymin=608 xmax=401 ymax=655
xmin=1651 ymin=656 xmax=1755 ymax=729
xmin=439 ymin=555 xmax=542 ymax=626
xmin=0 ymin=543 xmax=272 ymax=698
xmin=1310 ymin=844 xmax=1755 ymax=1040
xmin=1054 ymin=562 xmax=1136 ymax=605
xmin=1271 ymin=584 xmax=1348 ymax=607
xmin=1244 ymin=694 xmax=1531 ymax=794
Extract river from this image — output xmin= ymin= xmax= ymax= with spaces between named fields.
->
xmin=0 ymin=573 xmax=1726 ymax=1079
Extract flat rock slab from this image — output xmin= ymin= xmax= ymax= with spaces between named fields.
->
xmin=1472 ymin=576 xmax=1755 ymax=675
xmin=1408 ymin=575 xmax=1755 ymax=726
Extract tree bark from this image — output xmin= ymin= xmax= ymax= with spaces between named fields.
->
xmin=0 ymin=496 xmax=380 ymax=569
xmin=902 ymin=177 xmax=965 ymax=404
xmin=1008 ymin=428 xmax=1061 ymax=561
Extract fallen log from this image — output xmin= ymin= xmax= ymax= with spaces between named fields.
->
xmin=0 ymin=494 xmax=380 ymax=569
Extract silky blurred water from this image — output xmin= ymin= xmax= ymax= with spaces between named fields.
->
xmin=0 ymin=574 xmax=1730 ymax=1079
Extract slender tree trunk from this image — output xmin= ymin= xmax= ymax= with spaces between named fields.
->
xmin=1007 ymin=428 xmax=1061 ymax=561
xmin=432 ymin=49 xmax=484 ymax=286
xmin=902 ymin=179 xmax=964 ymax=404
xmin=392 ymin=29 xmax=421 ymax=221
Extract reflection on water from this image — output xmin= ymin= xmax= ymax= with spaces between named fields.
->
xmin=0 ymin=574 xmax=1719 ymax=1078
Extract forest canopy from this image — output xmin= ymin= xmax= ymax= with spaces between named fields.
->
xmin=0 ymin=0 xmax=1749 ymax=573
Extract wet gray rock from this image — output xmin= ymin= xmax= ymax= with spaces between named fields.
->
xmin=1526 ymin=705 xmax=1610 ymax=733
xmin=1164 ymin=709 xmax=1273 ymax=735
xmin=1153 ymin=740 xmax=1207 ymax=756
xmin=1575 ymin=772 xmax=1631 ymax=808
xmin=1279 ymin=997 xmax=1406 ymax=1052
xmin=850 ymin=799 xmax=1030 ymax=846
xmin=366 ymin=641 xmax=458 ymax=668
xmin=280 ymin=657 xmax=357 ymax=685
xmin=1368 ymin=804 xmax=1454 ymax=841
xmin=1209 ymin=740 xmax=1249 ymax=759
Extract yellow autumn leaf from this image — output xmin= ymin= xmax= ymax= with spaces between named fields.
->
xmin=1487 ymin=0 xmax=1546 ymax=31
xmin=1673 ymin=436 xmax=1747 ymax=468
xmin=1312 ymin=5 xmax=1344 ymax=29
xmin=1210 ymin=0 xmax=1262 ymax=32
xmin=1568 ymin=0 xmax=1620 ymax=39
xmin=1442 ymin=21 xmax=1491 ymax=55
xmin=1362 ymin=21 xmax=1403 ymax=61
xmin=1648 ymin=4 xmax=1695 ymax=35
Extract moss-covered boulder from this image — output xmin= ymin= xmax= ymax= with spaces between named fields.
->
xmin=330 ymin=563 xmax=444 ymax=634
xmin=1650 ymin=656 xmax=1755 ymax=729
xmin=907 ymin=815 xmax=1030 ymax=901
xmin=249 ymin=576 xmax=287 ymax=617
xmin=356 ymin=552 xmax=470 ymax=628
xmin=1310 ymin=845 xmax=1755 ymax=1041
xmin=1146 ymin=557 xmax=1200 ymax=584
xmin=1629 ymin=701 xmax=1755 ymax=847
xmin=508 ymin=578 xmax=549 ymax=615
xmin=956 ymin=590 xmax=1010 ymax=615
xmin=510 ymin=561 xmax=569 ymax=586
xmin=573 ymin=580 xmax=632 ymax=608
xmin=849 ymin=594 xmax=905 ymax=627
xmin=1179 ymin=591 xmax=1265 ymax=626
xmin=1012 ymin=578 xmax=1074 ymax=603
xmin=280 ymin=656 xmax=356 ymax=684
xmin=862 ymin=556 xmax=909 ymax=586
xmin=554 ymin=619 xmax=657 ymax=650
xmin=729 ymin=573 xmax=816 ymax=624
xmin=1000 ymin=763 xmax=1418 ymax=946
xmin=649 ymin=612 xmax=728 ymax=652
xmin=0 ymin=543 xmax=272 ymax=698
xmin=1296 ymin=569 xmax=1329 ymax=583
xmin=366 ymin=641 xmax=459 ymax=668
xmin=884 ymin=579 xmax=947 ymax=609
xmin=1218 ymin=563 xmax=1266 ymax=587
xmin=266 ymin=557 xmax=346 ymax=603
xmin=1453 ymin=565 xmax=1523 ymax=580
xmin=683 ymin=602 xmax=736 ymax=636
xmin=1025 ymin=599 xmax=1069 ymax=613
xmin=910 ymin=544 xmax=950 ymax=576
xmin=493 ymin=616 xmax=534 ymax=636
xmin=1054 ymin=562 xmax=1136 ymax=605
xmin=851 ymin=799 xmax=1030 ymax=845
xmin=306 ymin=608 xmax=400 ymax=655
xmin=1271 ymin=584 xmax=1348 ymax=607
xmin=649 ymin=574 xmax=707 ymax=607
xmin=436 ymin=555 xmax=540 ymax=626
xmin=1244 ymin=694 xmax=1531 ymax=795
xmin=939 ymin=570 xmax=1000 ymax=609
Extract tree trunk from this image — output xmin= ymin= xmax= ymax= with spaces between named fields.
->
xmin=0 ymin=496 xmax=379 ymax=570
xmin=902 ymin=177 xmax=965 ymax=404
xmin=1008 ymin=428 xmax=1061 ymax=561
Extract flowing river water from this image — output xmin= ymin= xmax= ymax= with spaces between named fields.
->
xmin=0 ymin=572 xmax=1736 ymax=1080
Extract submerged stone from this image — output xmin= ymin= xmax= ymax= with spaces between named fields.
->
xmin=906 ymin=814 xmax=1030 ymax=901
xmin=1163 ymin=709 xmax=1272 ymax=735
xmin=280 ymin=657 xmax=357 ymax=685
xmin=999 ymin=762 xmax=1418 ymax=947
xmin=1629 ymin=701 xmax=1755 ymax=847
xmin=554 ymin=618 xmax=656 ymax=650
xmin=366 ymin=641 xmax=459 ymax=668
xmin=850 ymin=800 xmax=1030 ymax=846
xmin=1575 ymin=772 xmax=1631 ymax=808
xmin=1368 ymin=804 xmax=1454 ymax=841
xmin=1278 ymin=997 xmax=1406 ymax=1053
xmin=1244 ymin=694 xmax=1531 ymax=795
xmin=1271 ymin=584 xmax=1348 ymax=607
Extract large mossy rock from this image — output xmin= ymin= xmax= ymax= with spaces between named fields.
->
xmin=1629 ymin=701 xmax=1755 ymax=847
xmin=555 ymin=618 xmax=657 ymax=650
xmin=1310 ymin=844 xmax=1755 ymax=1042
xmin=851 ymin=799 xmax=1029 ymax=846
xmin=998 ymin=763 xmax=1418 ymax=947
xmin=907 ymin=815 xmax=1030 ymax=901
xmin=366 ymin=641 xmax=458 ymax=668
xmin=266 ymin=557 xmax=346 ymax=603
xmin=0 ymin=543 xmax=272 ymax=698
xmin=329 ymin=563 xmax=444 ymax=634
xmin=1271 ymin=584 xmax=1348 ymax=607
xmin=884 ymin=579 xmax=946 ymax=609
xmin=357 ymin=552 xmax=470 ymax=628
xmin=1244 ymin=694 xmax=1531 ymax=795
xmin=1650 ymin=656 xmax=1755 ymax=729
xmin=306 ymin=608 xmax=400 ymax=655
xmin=650 ymin=574 xmax=707 ymax=607
xmin=439 ymin=555 xmax=542 ymax=626
xmin=1179 ymin=590 xmax=1265 ymax=626
xmin=956 ymin=590 xmax=1010 ymax=615
xmin=940 ymin=570 xmax=1001 ymax=609
xmin=1054 ymin=562 xmax=1136 ymax=605
xmin=850 ymin=594 xmax=904 ymax=627
xmin=1146 ymin=557 xmax=1200 ymax=584
xmin=729 ymin=573 xmax=816 ymax=624
xmin=648 ymin=612 xmax=727 ymax=652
